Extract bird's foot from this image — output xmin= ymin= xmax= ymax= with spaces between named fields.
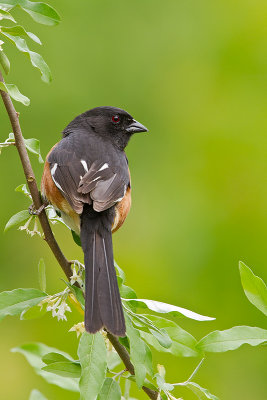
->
xmin=28 ymin=201 xmax=48 ymax=216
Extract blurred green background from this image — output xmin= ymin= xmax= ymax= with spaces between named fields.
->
xmin=1 ymin=0 xmax=267 ymax=398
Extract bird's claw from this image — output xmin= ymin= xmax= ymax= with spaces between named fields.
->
xmin=28 ymin=202 xmax=48 ymax=216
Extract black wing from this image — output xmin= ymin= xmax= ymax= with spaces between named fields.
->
xmin=48 ymin=132 xmax=129 ymax=214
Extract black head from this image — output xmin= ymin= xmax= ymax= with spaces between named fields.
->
xmin=63 ymin=106 xmax=148 ymax=150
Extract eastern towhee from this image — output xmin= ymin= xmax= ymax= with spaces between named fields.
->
xmin=41 ymin=106 xmax=148 ymax=336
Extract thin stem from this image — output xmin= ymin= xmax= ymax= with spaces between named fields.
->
xmin=0 ymin=69 xmax=161 ymax=400
xmin=112 ymin=368 xmax=127 ymax=379
xmin=173 ymin=358 xmax=205 ymax=386
xmin=0 ymin=142 xmax=15 ymax=146
xmin=186 ymin=357 xmax=204 ymax=382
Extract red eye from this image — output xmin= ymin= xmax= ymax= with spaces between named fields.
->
xmin=112 ymin=115 xmax=120 ymax=124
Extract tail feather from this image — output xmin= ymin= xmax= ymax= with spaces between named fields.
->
xmin=83 ymin=231 xmax=102 ymax=333
xmin=80 ymin=207 xmax=126 ymax=336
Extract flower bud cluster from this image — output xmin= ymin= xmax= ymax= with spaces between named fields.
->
xmin=19 ymin=215 xmax=42 ymax=237
xmin=69 ymin=321 xmax=85 ymax=338
xmin=70 ymin=261 xmax=84 ymax=287
xmin=39 ymin=289 xmax=71 ymax=321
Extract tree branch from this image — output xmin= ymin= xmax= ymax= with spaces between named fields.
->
xmin=107 ymin=332 xmax=160 ymax=399
xmin=0 ymin=71 xmax=72 ymax=278
xmin=0 ymin=70 xmax=160 ymax=400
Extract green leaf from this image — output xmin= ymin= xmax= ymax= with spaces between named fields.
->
xmin=12 ymin=342 xmax=79 ymax=391
xmin=42 ymin=352 xmax=74 ymax=365
xmin=0 ymin=288 xmax=46 ymax=321
xmin=15 ymin=183 xmax=31 ymax=198
xmin=2 ymin=132 xmax=14 ymax=142
xmin=126 ymin=315 xmax=153 ymax=389
xmin=0 ymin=0 xmax=60 ymax=25
xmin=64 ymin=280 xmax=85 ymax=308
xmin=46 ymin=206 xmax=67 ymax=227
xmin=24 ymin=138 xmax=44 ymax=162
xmin=123 ymin=298 xmax=215 ymax=321
xmin=38 ymin=259 xmax=46 ymax=292
xmin=239 ymin=261 xmax=267 ymax=316
xmin=127 ymin=376 xmax=158 ymax=392
xmin=157 ymin=364 xmax=166 ymax=379
xmin=15 ymin=183 xmax=28 ymax=194
xmin=71 ymin=285 xmax=85 ymax=308
xmin=4 ymin=209 xmax=30 ymax=231
xmin=20 ymin=304 xmax=46 ymax=320
xmin=154 ymin=367 xmax=174 ymax=398
xmin=42 ymin=361 xmax=81 ymax=378
xmin=119 ymin=336 xmax=130 ymax=351
xmin=1 ymin=25 xmax=41 ymax=44
xmin=0 ymin=81 xmax=30 ymax=105
xmin=29 ymin=389 xmax=47 ymax=400
xmin=161 ymin=395 xmax=168 ymax=400
xmin=196 ymin=326 xmax=267 ymax=353
xmin=78 ymin=332 xmax=107 ymax=400
xmin=149 ymin=327 xmax=172 ymax=349
xmin=143 ymin=343 xmax=153 ymax=375
xmin=0 ymin=8 xmax=16 ymax=22
xmin=0 ymin=131 xmax=14 ymax=155
xmin=71 ymin=230 xmax=81 ymax=246
xmin=120 ymin=283 xmax=137 ymax=299
xmin=97 ymin=377 xmax=121 ymax=400
xmin=124 ymin=379 xmax=131 ymax=400
xmin=140 ymin=315 xmax=199 ymax=357
xmin=0 ymin=3 xmax=10 ymax=9
xmin=0 ymin=50 xmax=10 ymax=74
xmin=114 ymin=261 xmax=126 ymax=283
xmin=128 ymin=312 xmax=172 ymax=349
xmin=107 ymin=350 xmax=121 ymax=370
xmin=0 ymin=32 xmax=51 ymax=82
xmin=155 ymin=373 xmax=174 ymax=393
xmin=185 ymin=382 xmax=219 ymax=400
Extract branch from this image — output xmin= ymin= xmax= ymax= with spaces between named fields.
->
xmin=0 ymin=70 xmax=160 ymax=400
xmin=0 ymin=71 xmax=72 ymax=278
xmin=107 ymin=332 xmax=160 ymax=400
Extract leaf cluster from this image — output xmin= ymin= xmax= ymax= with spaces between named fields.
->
xmin=0 ymin=0 xmax=60 ymax=104
xmin=1 ymin=254 xmax=267 ymax=399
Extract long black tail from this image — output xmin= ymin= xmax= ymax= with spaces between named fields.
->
xmin=80 ymin=205 xmax=126 ymax=336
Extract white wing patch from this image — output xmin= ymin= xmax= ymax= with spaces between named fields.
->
xmin=81 ymin=159 xmax=89 ymax=173
xmin=50 ymin=163 xmax=65 ymax=193
xmin=53 ymin=178 xmax=65 ymax=193
xmin=114 ymin=185 xmax=127 ymax=203
xmin=51 ymin=163 xmax=58 ymax=175
xmin=98 ymin=163 xmax=109 ymax=171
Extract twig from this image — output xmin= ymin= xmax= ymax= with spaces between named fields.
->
xmin=173 ymin=358 xmax=205 ymax=386
xmin=0 ymin=141 xmax=15 ymax=146
xmin=0 ymin=69 xmax=161 ymax=400
xmin=112 ymin=368 xmax=127 ymax=379
xmin=185 ymin=357 xmax=204 ymax=383
xmin=107 ymin=332 xmax=160 ymax=399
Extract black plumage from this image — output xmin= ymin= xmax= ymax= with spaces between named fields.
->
xmin=47 ymin=106 xmax=148 ymax=336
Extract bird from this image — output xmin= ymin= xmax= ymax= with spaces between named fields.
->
xmin=41 ymin=106 xmax=148 ymax=336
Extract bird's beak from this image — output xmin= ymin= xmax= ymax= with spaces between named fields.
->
xmin=126 ymin=119 xmax=148 ymax=133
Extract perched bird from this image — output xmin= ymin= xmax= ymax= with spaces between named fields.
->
xmin=41 ymin=106 xmax=148 ymax=336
